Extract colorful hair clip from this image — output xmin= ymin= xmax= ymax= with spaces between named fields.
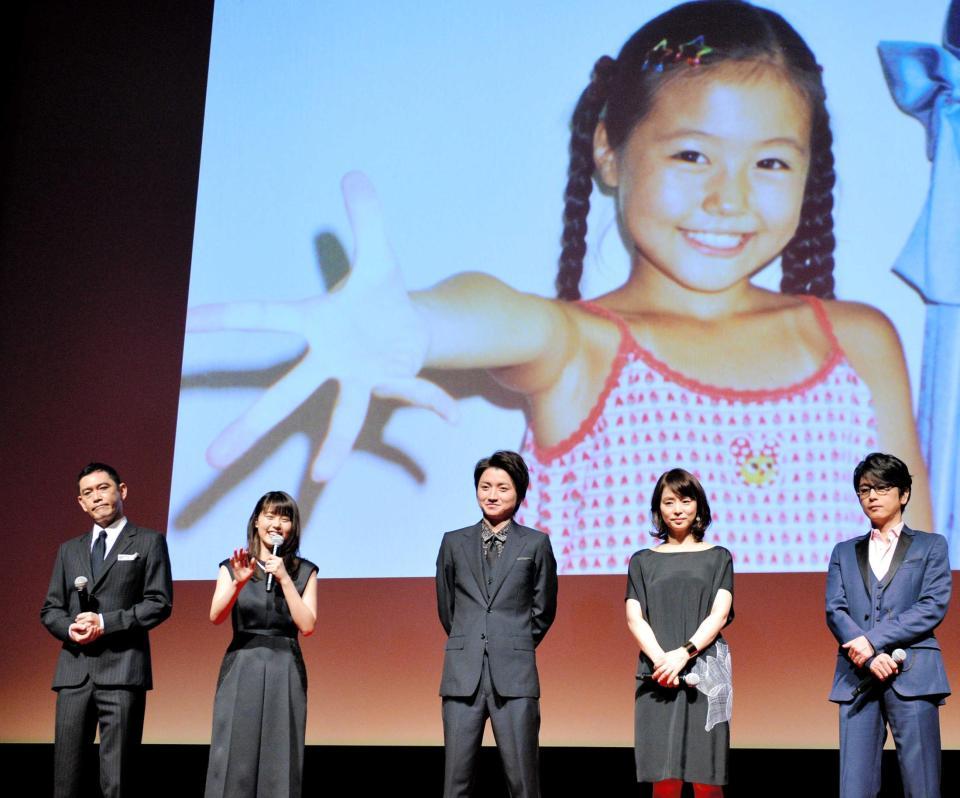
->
xmin=642 ymin=39 xmax=673 ymax=72
xmin=641 ymin=35 xmax=715 ymax=72
xmin=682 ymin=35 xmax=715 ymax=67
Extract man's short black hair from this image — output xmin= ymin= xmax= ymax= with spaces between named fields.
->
xmin=77 ymin=462 xmax=122 ymax=491
xmin=853 ymin=452 xmax=912 ymax=507
xmin=473 ymin=450 xmax=530 ymax=514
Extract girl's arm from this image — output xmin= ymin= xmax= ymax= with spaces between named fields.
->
xmin=826 ymin=301 xmax=933 ymax=529
xmin=209 ymin=549 xmax=255 ymax=624
xmin=285 ymin=571 xmax=318 ymax=636
xmin=263 ymin=554 xmax=318 ymax=635
xmin=187 ymin=172 xmax=581 ymax=481
xmin=415 ymin=272 xmax=578 ymax=394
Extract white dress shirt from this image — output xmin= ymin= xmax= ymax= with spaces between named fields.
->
xmin=88 ymin=516 xmax=127 ymax=631
xmin=90 ymin=516 xmax=128 ymax=558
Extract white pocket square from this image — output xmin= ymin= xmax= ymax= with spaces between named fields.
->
xmin=117 ymin=553 xmax=139 ymax=561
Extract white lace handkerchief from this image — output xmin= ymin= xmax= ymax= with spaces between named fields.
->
xmin=691 ymin=638 xmax=733 ymax=731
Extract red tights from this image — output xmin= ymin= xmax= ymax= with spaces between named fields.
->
xmin=652 ymin=779 xmax=723 ymax=798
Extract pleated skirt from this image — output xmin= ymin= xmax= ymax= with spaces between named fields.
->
xmin=204 ymin=635 xmax=307 ymax=798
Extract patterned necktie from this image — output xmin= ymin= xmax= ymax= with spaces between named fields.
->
xmin=484 ymin=530 xmax=507 ymax=567
xmin=91 ymin=530 xmax=107 ymax=581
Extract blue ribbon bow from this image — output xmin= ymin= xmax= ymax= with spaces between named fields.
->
xmin=878 ymin=0 xmax=960 ymax=563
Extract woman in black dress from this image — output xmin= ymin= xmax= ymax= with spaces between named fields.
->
xmin=626 ymin=469 xmax=733 ymax=798
xmin=204 ymin=491 xmax=318 ymax=798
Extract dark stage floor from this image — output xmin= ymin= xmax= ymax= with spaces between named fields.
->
xmin=3 ymin=744 xmax=956 ymax=796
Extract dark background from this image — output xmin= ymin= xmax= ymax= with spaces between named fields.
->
xmin=1 ymin=0 xmax=208 ymax=584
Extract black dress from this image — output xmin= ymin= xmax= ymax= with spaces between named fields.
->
xmin=626 ymin=547 xmax=734 ymax=785
xmin=204 ymin=558 xmax=318 ymax=798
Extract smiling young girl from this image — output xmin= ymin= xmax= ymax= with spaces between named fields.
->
xmin=188 ymin=0 xmax=931 ymax=574
xmin=204 ymin=491 xmax=318 ymax=798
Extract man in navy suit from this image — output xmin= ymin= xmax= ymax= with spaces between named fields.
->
xmin=826 ymin=452 xmax=951 ymax=798
xmin=436 ymin=450 xmax=558 ymax=798
xmin=41 ymin=463 xmax=173 ymax=798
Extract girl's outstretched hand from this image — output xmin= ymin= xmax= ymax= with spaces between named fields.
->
xmin=229 ymin=548 xmax=255 ymax=584
xmin=186 ymin=172 xmax=458 ymax=482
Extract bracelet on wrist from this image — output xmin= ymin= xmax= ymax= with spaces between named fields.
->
xmin=683 ymin=640 xmax=699 ymax=656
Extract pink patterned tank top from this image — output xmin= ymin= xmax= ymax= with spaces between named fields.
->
xmin=515 ymin=297 xmax=877 ymax=574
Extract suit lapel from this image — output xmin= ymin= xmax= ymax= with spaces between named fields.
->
xmin=855 ymin=533 xmax=871 ymax=597
xmin=76 ymin=531 xmax=94 ymax=582
xmin=488 ymin=524 xmax=528 ymax=605
xmin=463 ymin=523 xmax=487 ymax=600
xmin=93 ymin=523 xmax=137 ymax=590
xmin=879 ymin=526 xmax=915 ymax=588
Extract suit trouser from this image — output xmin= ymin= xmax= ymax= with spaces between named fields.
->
xmin=54 ymin=678 xmax=146 ymax=798
xmin=442 ymin=655 xmax=541 ymax=798
xmin=838 ymin=685 xmax=941 ymax=798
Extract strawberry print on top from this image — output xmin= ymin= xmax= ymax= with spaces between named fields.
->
xmin=516 ymin=298 xmax=877 ymax=574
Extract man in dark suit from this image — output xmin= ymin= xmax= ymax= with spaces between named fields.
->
xmin=41 ymin=463 xmax=173 ymax=798
xmin=826 ymin=452 xmax=951 ymax=798
xmin=436 ymin=450 xmax=558 ymax=798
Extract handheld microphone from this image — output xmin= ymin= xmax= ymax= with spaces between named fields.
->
xmin=74 ymin=576 xmax=90 ymax=611
xmin=643 ymin=672 xmax=701 ymax=688
xmin=265 ymin=533 xmax=284 ymax=593
xmin=851 ymin=648 xmax=906 ymax=697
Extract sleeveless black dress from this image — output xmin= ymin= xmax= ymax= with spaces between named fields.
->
xmin=204 ymin=558 xmax=318 ymax=798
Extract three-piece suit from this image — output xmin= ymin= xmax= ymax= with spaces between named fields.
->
xmin=436 ymin=521 xmax=557 ymax=797
xmin=826 ymin=526 xmax=951 ymax=798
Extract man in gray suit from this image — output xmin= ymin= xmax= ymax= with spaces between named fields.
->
xmin=41 ymin=463 xmax=173 ymax=798
xmin=436 ymin=450 xmax=558 ymax=798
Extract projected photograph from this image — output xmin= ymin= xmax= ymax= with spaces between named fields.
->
xmin=169 ymin=0 xmax=958 ymax=578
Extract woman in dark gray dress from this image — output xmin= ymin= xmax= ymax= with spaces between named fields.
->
xmin=204 ymin=491 xmax=318 ymax=798
xmin=625 ymin=469 xmax=734 ymax=798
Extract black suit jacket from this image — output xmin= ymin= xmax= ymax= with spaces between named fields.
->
xmin=436 ymin=522 xmax=557 ymax=698
xmin=41 ymin=522 xmax=173 ymax=690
